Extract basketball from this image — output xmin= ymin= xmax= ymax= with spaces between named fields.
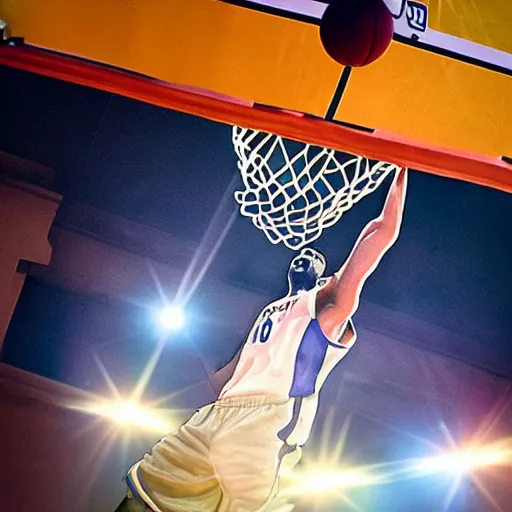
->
xmin=320 ymin=0 xmax=394 ymax=67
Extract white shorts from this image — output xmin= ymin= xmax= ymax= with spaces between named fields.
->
xmin=127 ymin=396 xmax=304 ymax=512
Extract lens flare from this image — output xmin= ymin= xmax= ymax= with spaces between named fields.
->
xmin=159 ymin=306 xmax=185 ymax=330
xmin=413 ymin=446 xmax=511 ymax=475
xmin=284 ymin=466 xmax=382 ymax=497
xmin=83 ymin=399 xmax=172 ymax=434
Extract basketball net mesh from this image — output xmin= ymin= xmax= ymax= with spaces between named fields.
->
xmin=233 ymin=126 xmax=401 ymax=250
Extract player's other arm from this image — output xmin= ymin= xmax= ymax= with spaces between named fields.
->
xmin=317 ymin=168 xmax=408 ymax=339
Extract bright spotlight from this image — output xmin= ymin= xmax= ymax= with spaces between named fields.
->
xmin=159 ymin=306 xmax=185 ymax=330
xmin=285 ymin=467 xmax=381 ymax=497
xmin=414 ymin=446 xmax=511 ymax=476
xmin=83 ymin=399 xmax=172 ymax=433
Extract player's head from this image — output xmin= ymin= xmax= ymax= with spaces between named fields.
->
xmin=287 ymin=248 xmax=326 ymax=295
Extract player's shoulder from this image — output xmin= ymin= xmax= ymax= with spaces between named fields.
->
xmin=314 ymin=275 xmax=336 ymax=296
xmin=316 ymin=277 xmax=331 ymax=288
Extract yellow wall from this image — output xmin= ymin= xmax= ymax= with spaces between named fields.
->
xmin=0 ymin=0 xmax=341 ymax=117
xmin=428 ymin=0 xmax=512 ymax=54
xmin=337 ymin=42 xmax=512 ymax=158
xmin=1 ymin=0 xmax=510 ymax=158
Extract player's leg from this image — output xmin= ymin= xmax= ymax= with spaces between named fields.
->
xmin=125 ymin=403 xmax=222 ymax=512
xmin=210 ymin=397 xmax=302 ymax=512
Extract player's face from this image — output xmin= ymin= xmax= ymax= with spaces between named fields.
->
xmin=288 ymin=250 xmax=325 ymax=294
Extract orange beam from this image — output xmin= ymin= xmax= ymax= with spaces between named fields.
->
xmin=1 ymin=45 xmax=511 ymax=193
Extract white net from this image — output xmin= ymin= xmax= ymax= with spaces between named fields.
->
xmin=233 ymin=126 xmax=402 ymax=250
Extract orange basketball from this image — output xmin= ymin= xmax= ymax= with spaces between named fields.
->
xmin=320 ymin=0 xmax=394 ymax=67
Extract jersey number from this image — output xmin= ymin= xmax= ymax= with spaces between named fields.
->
xmin=252 ymin=317 xmax=273 ymax=344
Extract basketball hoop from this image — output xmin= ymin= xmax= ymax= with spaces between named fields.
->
xmin=232 ymin=126 xmax=402 ymax=250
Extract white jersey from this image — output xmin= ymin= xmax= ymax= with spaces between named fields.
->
xmin=219 ymin=283 xmax=356 ymax=443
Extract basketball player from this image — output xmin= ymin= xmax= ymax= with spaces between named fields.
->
xmin=116 ymin=168 xmax=407 ymax=512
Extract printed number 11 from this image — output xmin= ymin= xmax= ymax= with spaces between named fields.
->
xmin=252 ymin=317 xmax=273 ymax=343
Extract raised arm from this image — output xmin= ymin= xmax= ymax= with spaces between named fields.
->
xmin=317 ymin=168 xmax=408 ymax=340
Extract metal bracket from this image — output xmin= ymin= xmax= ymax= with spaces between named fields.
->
xmin=0 ymin=19 xmax=11 ymax=41
xmin=0 ymin=19 xmax=23 ymax=46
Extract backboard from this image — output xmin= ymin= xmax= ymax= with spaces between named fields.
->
xmin=0 ymin=0 xmax=510 ymax=188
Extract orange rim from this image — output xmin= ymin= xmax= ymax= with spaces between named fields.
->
xmin=1 ymin=45 xmax=510 ymax=193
